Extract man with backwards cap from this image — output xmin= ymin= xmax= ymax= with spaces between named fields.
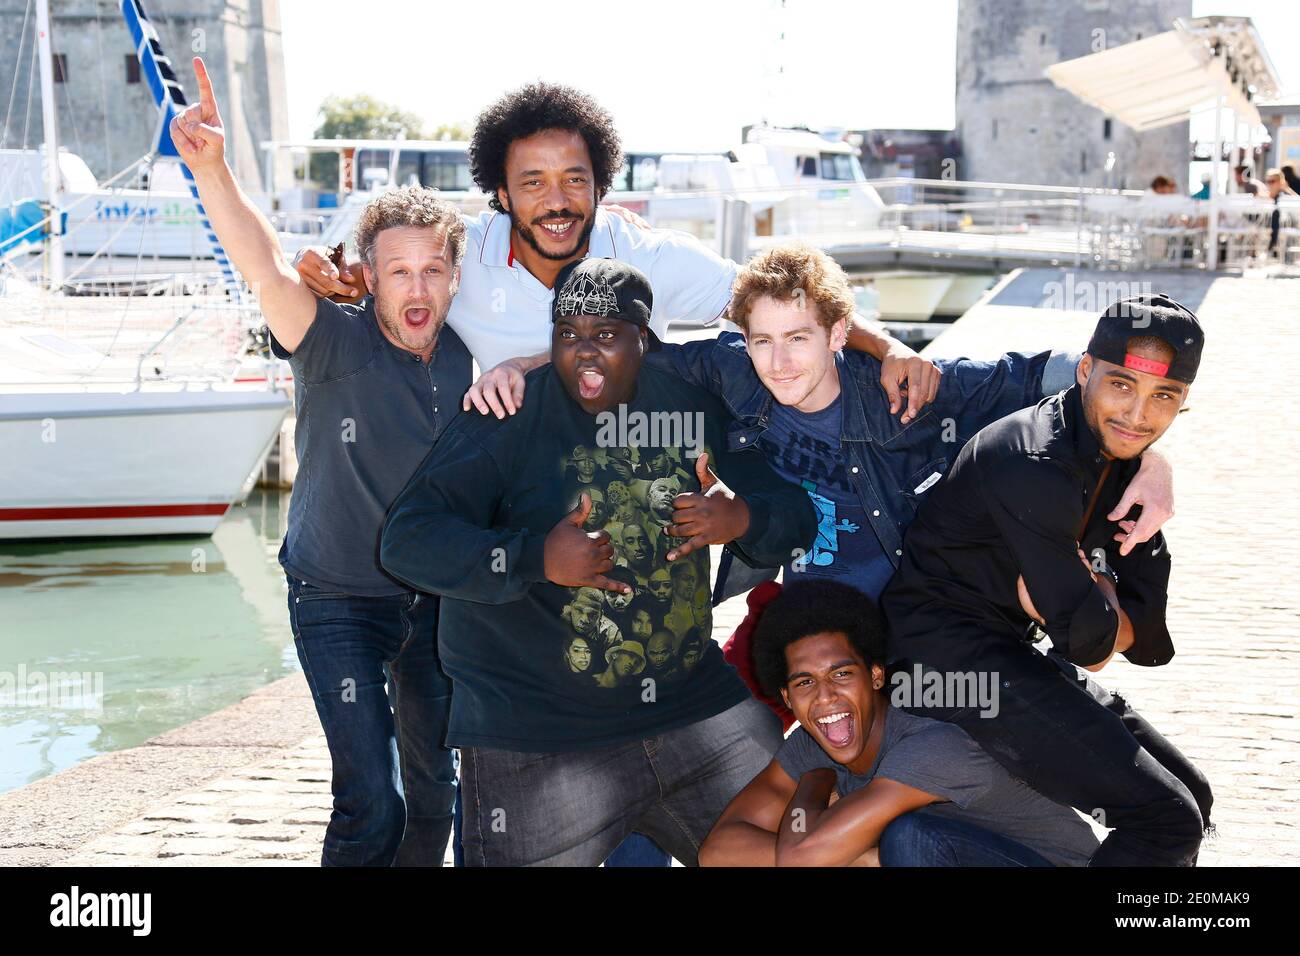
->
xmin=379 ymin=258 xmax=816 ymax=866
xmin=881 ymin=294 xmax=1214 ymax=867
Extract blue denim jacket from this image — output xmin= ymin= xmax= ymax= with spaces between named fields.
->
xmin=645 ymin=333 xmax=1079 ymax=602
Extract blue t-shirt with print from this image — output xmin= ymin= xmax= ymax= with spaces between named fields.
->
xmin=756 ymin=394 xmax=896 ymax=599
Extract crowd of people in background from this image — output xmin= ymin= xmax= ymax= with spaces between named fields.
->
xmin=1155 ymin=159 xmax=1299 ymax=261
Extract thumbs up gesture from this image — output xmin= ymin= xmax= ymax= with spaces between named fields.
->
xmin=544 ymin=493 xmax=632 ymax=593
xmin=665 ymin=452 xmax=751 ymax=561
xmin=169 ymin=57 xmax=225 ymax=173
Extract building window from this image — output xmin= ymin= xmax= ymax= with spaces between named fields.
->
xmin=125 ymin=55 xmax=141 ymax=84
xmin=1040 ymin=33 xmax=1046 ymax=45
xmin=1103 ymin=118 xmax=1112 ymax=140
xmin=52 ymin=53 xmax=67 ymax=83
xmin=1081 ymin=150 xmax=1088 ymax=174
xmin=992 ymin=119 xmax=998 ymax=141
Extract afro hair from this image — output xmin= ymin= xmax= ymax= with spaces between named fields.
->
xmin=470 ymin=81 xmax=623 ymax=213
xmin=752 ymin=579 xmax=887 ymax=697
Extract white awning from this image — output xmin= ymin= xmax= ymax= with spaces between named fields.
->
xmin=1045 ymin=16 xmax=1282 ymax=132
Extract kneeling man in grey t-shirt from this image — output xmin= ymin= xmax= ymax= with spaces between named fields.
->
xmin=699 ymin=580 xmax=1101 ymax=866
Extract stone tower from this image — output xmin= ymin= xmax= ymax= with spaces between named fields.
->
xmin=0 ymin=0 xmax=288 ymax=192
xmin=955 ymin=0 xmax=1193 ymax=190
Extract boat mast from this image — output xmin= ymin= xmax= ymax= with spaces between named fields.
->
xmin=35 ymin=0 xmax=64 ymax=291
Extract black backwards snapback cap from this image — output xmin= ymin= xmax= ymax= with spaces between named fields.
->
xmin=1086 ymin=293 xmax=1204 ymax=384
xmin=551 ymin=257 xmax=662 ymax=350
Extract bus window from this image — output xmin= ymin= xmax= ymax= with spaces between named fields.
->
xmin=396 ymin=152 xmax=421 ymax=188
xmin=422 ymin=152 xmax=472 ymax=190
xmin=356 ymin=148 xmax=392 ymax=188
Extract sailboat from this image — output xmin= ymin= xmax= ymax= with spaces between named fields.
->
xmin=0 ymin=0 xmax=289 ymax=539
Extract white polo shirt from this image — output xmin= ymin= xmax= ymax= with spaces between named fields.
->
xmin=445 ymin=207 xmax=738 ymax=371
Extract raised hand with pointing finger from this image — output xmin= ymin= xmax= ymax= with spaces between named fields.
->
xmin=544 ymin=493 xmax=632 ymax=594
xmin=169 ymin=57 xmax=225 ymax=172
xmin=665 ymin=452 xmax=751 ymax=562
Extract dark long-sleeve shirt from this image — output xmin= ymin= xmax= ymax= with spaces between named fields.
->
xmin=381 ymin=363 xmax=817 ymax=752
xmin=883 ymin=384 xmax=1174 ymax=671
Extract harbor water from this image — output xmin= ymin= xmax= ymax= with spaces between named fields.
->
xmin=0 ymin=489 xmax=299 ymax=794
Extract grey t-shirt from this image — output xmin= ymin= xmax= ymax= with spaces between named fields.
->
xmin=775 ymin=705 xmax=1100 ymax=866
xmin=271 ymin=296 xmax=472 ymax=595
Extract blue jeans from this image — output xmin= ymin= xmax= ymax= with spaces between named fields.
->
xmin=879 ymin=809 xmax=1055 ymax=867
xmin=604 ymin=833 xmax=672 ymax=867
xmin=458 ymin=697 xmax=781 ymax=866
xmin=287 ymin=576 xmax=456 ymax=866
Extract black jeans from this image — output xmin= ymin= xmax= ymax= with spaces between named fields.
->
xmin=287 ymin=576 xmax=456 ymax=866
xmin=896 ymin=644 xmax=1213 ymax=867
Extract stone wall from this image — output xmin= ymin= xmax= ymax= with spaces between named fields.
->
xmin=0 ymin=0 xmax=287 ymax=192
xmin=955 ymin=0 xmax=1193 ymax=190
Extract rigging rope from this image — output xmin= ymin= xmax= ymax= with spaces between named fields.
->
xmin=22 ymin=20 xmax=36 ymax=148
xmin=1 ymin=0 xmax=34 ymax=149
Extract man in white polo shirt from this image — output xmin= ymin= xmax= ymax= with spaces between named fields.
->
xmin=438 ymin=199 xmax=738 ymax=374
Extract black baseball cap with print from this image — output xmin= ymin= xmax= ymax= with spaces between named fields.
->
xmin=1086 ymin=293 xmax=1204 ymax=384
xmin=551 ymin=257 xmax=662 ymax=351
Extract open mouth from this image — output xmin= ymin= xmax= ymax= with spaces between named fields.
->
xmin=813 ymin=710 xmax=855 ymax=749
xmin=404 ymin=307 xmax=431 ymax=330
xmin=537 ymin=218 xmax=579 ymax=242
xmin=577 ymin=366 xmax=605 ymax=400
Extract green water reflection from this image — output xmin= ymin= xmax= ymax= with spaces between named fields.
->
xmin=0 ymin=489 xmax=299 ymax=793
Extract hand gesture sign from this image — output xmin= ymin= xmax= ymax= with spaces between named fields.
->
xmin=665 ymin=453 xmax=750 ymax=561
xmin=544 ymin=493 xmax=632 ymax=594
xmin=169 ymin=57 xmax=224 ymax=173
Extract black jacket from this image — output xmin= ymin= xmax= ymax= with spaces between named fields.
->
xmin=883 ymin=384 xmax=1174 ymax=670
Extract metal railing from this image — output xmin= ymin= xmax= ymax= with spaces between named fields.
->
xmin=611 ymin=176 xmax=1300 ymax=272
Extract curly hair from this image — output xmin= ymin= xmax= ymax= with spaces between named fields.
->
xmin=752 ymin=580 xmax=886 ymax=698
xmin=728 ymin=242 xmax=857 ymax=333
xmin=354 ymin=185 xmax=466 ymax=267
xmin=470 ymin=82 xmax=623 ymax=213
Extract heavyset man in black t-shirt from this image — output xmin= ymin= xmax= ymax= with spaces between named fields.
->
xmin=381 ymin=258 xmax=817 ymax=865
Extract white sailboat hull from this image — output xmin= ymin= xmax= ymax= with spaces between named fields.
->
xmin=0 ymin=388 xmax=289 ymax=539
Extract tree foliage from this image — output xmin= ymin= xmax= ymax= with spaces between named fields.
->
xmin=309 ymin=95 xmax=428 ymax=189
